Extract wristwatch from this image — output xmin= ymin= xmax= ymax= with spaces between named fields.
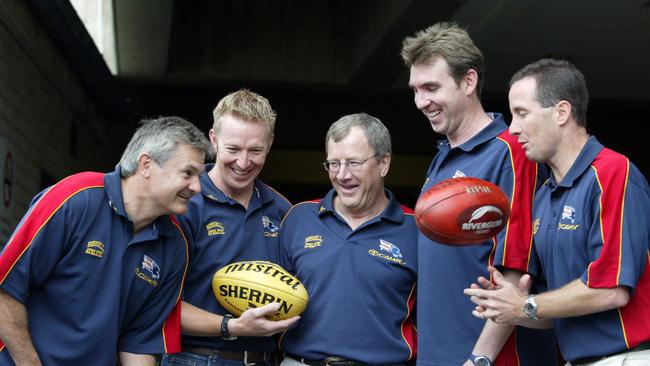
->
xmin=470 ymin=354 xmax=492 ymax=366
xmin=523 ymin=294 xmax=540 ymax=320
xmin=220 ymin=314 xmax=238 ymax=340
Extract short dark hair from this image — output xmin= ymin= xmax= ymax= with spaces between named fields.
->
xmin=510 ymin=58 xmax=589 ymax=127
xmin=401 ymin=22 xmax=485 ymax=98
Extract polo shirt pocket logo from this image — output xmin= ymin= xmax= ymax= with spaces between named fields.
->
xmin=263 ymin=216 xmax=279 ymax=237
xmin=84 ymin=240 xmax=105 ymax=258
xmin=135 ymin=255 xmax=160 ymax=287
xmin=206 ymin=221 xmax=225 ymax=236
xmin=304 ymin=235 xmax=322 ymax=249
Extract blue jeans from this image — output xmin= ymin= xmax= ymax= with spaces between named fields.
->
xmin=161 ymin=352 xmax=275 ymax=366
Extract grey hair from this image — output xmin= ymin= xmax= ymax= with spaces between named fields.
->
xmin=119 ymin=116 xmax=212 ymax=177
xmin=325 ymin=113 xmax=392 ymax=157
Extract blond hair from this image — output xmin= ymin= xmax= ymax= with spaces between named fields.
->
xmin=212 ymin=89 xmax=277 ymax=136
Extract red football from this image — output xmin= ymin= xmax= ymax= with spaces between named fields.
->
xmin=415 ymin=177 xmax=511 ymax=246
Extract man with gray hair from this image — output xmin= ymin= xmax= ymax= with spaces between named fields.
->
xmin=278 ymin=113 xmax=418 ymax=366
xmin=0 ymin=116 xmax=211 ymax=366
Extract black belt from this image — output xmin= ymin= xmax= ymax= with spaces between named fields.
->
xmin=183 ymin=346 xmax=272 ymax=364
xmin=571 ymin=341 xmax=650 ymax=365
xmin=286 ymin=354 xmax=405 ymax=366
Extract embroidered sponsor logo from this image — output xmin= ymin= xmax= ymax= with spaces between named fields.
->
xmin=206 ymin=221 xmax=225 ymax=236
xmin=304 ymin=235 xmax=322 ymax=249
xmin=262 ymin=216 xmax=279 ymax=237
xmin=379 ymin=239 xmax=402 ymax=258
xmin=558 ymin=223 xmax=580 ymax=231
xmin=368 ymin=249 xmax=406 ymax=266
xmin=533 ymin=218 xmax=540 ymax=235
xmin=135 ymin=255 xmax=160 ymax=287
xmin=84 ymin=240 xmax=105 ymax=258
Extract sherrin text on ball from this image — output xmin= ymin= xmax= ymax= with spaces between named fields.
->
xmin=212 ymin=261 xmax=308 ymax=320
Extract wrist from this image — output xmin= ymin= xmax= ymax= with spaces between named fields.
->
xmin=220 ymin=314 xmax=238 ymax=340
xmin=469 ymin=354 xmax=492 ymax=366
xmin=523 ymin=294 xmax=540 ymax=320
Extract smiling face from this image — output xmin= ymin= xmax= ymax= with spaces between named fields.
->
xmin=148 ymin=142 xmax=204 ymax=215
xmin=508 ymin=77 xmax=559 ymax=163
xmin=210 ymin=113 xmax=272 ymax=201
xmin=409 ymin=57 xmax=471 ymax=138
xmin=326 ymin=126 xmax=389 ymax=217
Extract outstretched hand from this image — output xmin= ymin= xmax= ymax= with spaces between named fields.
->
xmin=229 ymin=302 xmax=300 ymax=337
xmin=463 ymin=266 xmax=531 ymax=325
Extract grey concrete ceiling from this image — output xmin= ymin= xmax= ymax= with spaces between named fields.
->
xmin=113 ymin=0 xmax=650 ymax=101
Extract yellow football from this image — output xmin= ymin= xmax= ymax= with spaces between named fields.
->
xmin=212 ymin=261 xmax=309 ymax=320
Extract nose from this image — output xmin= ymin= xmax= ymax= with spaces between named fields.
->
xmin=509 ymin=118 xmax=522 ymax=136
xmin=189 ymin=175 xmax=201 ymax=195
xmin=414 ymin=91 xmax=429 ymax=110
xmin=235 ymin=152 xmax=252 ymax=169
xmin=335 ymin=164 xmax=352 ymax=180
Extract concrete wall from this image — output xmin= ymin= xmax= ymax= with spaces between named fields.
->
xmin=0 ymin=0 xmax=115 ymax=244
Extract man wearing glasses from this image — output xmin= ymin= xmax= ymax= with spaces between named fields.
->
xmin=277 ymin=113 xmax=418 ymax=366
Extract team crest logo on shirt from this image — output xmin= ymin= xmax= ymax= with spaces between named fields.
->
xmin=84 ymin=240 xmax=105 ymax=258
xmin=304 ymin=235 xmax=323 ymax=249
xmin=135 ymin=255 xmax=160 ymax=287
xmin=562 ymin=205 xmax=576 ymax=223
xmin=379 ymin=239 xmax=402 ymax=258
xmin=369 ymin=239 xmax=406 ymax=266
xmin=558 ymin=205 xmax=580 ymax=231
xmin=319 ymin=206 xmax=326 ymax=213
xmin=206 ymin=221 xmax=225 ymax=236
xmin=263 ymin=216 xmax=280 ymax=237
xmin=452 ymin=170 xmax=466 ymax=178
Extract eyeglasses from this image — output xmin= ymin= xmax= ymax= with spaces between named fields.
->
xmin=322 ymin=154 xmax=378 ymax=172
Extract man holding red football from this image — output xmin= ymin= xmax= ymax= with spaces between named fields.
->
xmin=278 ymin=113 xmax=418 ymax=366
xmin=465 ymin=59 xmax=650 ymax=364
xmin=401 ymin=22 xmax=558 ymax=366
xmin=161 ymin=90 xmax=299 ymax=366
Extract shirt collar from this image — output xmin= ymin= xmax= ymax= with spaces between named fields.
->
xmin=104 ymin=165 xmax=178 ymax=238
xmin=200 ymin=163 xmax=269 ymax=206
xmin=317 ymin=188 xmax=404 ymax=224
xmin=437 ymin=113 xmax=507 ymax=152
xmin=551 ymin=135 xmax=604 ymax=188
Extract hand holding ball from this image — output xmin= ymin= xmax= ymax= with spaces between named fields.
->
xmin=415 ymin=177 xmax=510 ymax=246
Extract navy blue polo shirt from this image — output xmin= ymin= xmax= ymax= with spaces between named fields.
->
xmin=528 ymin=136 xmax=650 ymax=361
xmin=0 ymin=167 xmax=188 ymax=365
xmin=278 ymin=189 xmax=417 ymax=364
xmin=177 ymin=164 xmax=291 ymax=352
xmin=417 ymin=114 xmax=558 ymax=366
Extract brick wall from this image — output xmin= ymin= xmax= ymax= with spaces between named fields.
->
xmin=0 ymin=0 xmax=117 ymax=244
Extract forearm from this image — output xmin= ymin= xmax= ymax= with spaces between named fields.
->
xmin=118 ymin=352 xmax=156 ymax=366
xmin=180 ymin=301 xmax=222 ymax=336
xmin=0 ymin=289 xmax=42 ymax=366
xmin=535 ymin=279 xmax=629 ymax=319
xmin=470 ymin=270 xmax=521 ymax=360
xmin=471 ymin=320 xmax=513 ymax=362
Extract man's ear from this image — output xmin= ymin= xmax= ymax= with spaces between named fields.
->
xmin=555 ymin=100 xmax=573 ymax=126
xmin=380 ymin=154 xmax=391 ymax=178
xmin=138 ymin=153 xmax=153 ymax=178
xmin=462 ymin=69 xmax=480 ymax=96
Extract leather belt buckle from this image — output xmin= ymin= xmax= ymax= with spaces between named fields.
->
xmin=324 ymin=357 xmax=353 ymax=366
